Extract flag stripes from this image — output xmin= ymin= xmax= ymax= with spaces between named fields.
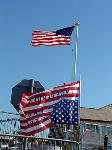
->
xmin=31 ymin=26 xmax=75 ymax=46
xmin=19 ymin=81 xmax=80 ymax=135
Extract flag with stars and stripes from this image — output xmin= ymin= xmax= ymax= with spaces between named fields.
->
xmin=19 ymin=81 xmax=80 ymax=136
xmin=31 ymin=26 xmax=75 ymax=46
xmin=51 ymin=99 xmax=79 ymax=125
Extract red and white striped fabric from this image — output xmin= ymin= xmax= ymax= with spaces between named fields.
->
xmin=31 ymin=26 xmax=75 ymax=46
xmin=31 ymin=30 xmax=71 ymax=46
xmin=19 ymin=81 xmax=80 ymax=136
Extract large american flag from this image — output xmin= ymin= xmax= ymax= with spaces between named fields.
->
xmin=31 ymin=26 xmax=75 ymax=46
xmin=19 ymin=81 xmax=80 ymax=136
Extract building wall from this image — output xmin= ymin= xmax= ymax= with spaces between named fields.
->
xmin=80 ymin=121 xmax=112 ymax=149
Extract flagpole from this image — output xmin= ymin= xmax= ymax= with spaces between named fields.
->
xmin=79 ymin=75 xmax=81 ymax=123
xmin=23 ymin=79 xmax=35 ymax=150
xmin=70 ymin=21 xmax=80 ymax=149
xmin=73 ymin=21 xmax=80 ymax=81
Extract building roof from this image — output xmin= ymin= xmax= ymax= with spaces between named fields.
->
xmin=80 ymin=104 xmax=112 ymax=122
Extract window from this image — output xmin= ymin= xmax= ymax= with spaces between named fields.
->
xmin=84 ymin=124 xmax=100 ymax=134
xmin=101 ymin=125 xmax=112 ymax=135
xmin=106 ymin=126 xmax=112 ymax=135
xmin=85 ymin=124 xmax=95 ymax=133
xmin=102 ymin=126 xmax=107 ymax=134
xmin=95 ymin=125 xmax=100 ymax=134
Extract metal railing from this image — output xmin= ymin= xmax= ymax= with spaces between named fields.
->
xmin=0 ymin=133 xmax=80 ymax=150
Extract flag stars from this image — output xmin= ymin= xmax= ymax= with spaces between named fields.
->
xmin=51 ymin=99 xmax=79 ymax=125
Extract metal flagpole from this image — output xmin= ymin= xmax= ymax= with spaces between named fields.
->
xmin=75 ymin=21 xmax=80 ymax=149
xmin=70 ymin=21 xmax=80 ymax=150
xmin=79 ymin=75 xmax=82 ymax=149
xmin=23 ymin=79 xmax=35 ymax=150
xmin=73 ymin=21 xmax=80 ymax=81
xmin=72 ymin=22 xmax=80 ymax=131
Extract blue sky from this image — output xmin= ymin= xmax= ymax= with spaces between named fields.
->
xmin=0 ymin=0 xmax=112 ymax=112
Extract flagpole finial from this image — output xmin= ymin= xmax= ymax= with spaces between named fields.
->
xmin=75 ymin=21 xmax=80 ymax=26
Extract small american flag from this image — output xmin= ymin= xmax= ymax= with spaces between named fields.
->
xmin=31 ymin=26 xmax=75 ymax=46
xmin=19 ymin=81 xmax=80 ymax=136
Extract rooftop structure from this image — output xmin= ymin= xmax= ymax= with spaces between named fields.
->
xmin=80 ymin=104 xmax=112 ymax=123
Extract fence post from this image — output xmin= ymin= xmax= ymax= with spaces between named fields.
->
xmin=23 ymin=79 xmax=34 ymax=150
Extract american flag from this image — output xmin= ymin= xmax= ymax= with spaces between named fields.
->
xmin=51 ymin=99 xmax=79 ymax=125
xmin=31 ymin=26 xmax=75 ymax=46
xmin=19 ymin=81 xmax=80 ymax=136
